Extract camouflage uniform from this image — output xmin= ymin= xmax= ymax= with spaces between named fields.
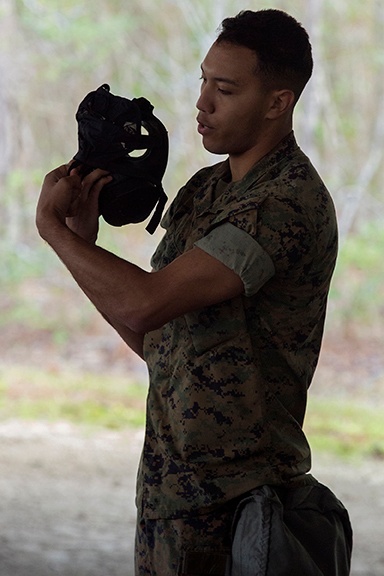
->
xmin=135 ymin=132 xmax=338 ymax=574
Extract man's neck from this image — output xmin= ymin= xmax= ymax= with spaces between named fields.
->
xmin=229 ymin=125 xmax=293 ymax=182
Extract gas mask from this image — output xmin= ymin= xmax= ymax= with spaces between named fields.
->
xmin=72 ymin=84 xmax=168 ymax=234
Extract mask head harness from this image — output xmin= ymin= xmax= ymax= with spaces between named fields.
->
xmin=72 ymin=84 xmax=168 ymax=234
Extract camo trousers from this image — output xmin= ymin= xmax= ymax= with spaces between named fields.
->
xmin=134 ymin=499 xmax=239 ymax=576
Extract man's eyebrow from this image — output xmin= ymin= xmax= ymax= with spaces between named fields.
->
xmin=200 ymin=65 xmax=240 ymax=86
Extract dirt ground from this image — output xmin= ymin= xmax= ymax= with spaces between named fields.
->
xmin=1 ymin=419 xmax=384 ymax=576
xmin=0 ymin=421 xmax=141 ymax=576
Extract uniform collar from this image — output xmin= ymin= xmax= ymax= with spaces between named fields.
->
xmin=193 ymin=132 xmax=299 ymax=215
xmin=231 ymin=131 xmax=299 ymax=191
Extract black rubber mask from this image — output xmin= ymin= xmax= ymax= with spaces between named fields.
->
xmin=72 ymin=84 xmax=168 ymax=234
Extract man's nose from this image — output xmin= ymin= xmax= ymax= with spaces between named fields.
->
xmin=196 ymin=85 xmax=214 ymax=114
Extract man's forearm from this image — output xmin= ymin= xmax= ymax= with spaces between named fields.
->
xmin=36 ymin=166 xmax=151 ymax=358
xmin=41 ymin=221 xmax=152 ymax=334
xmin=49 ymin=226 xmax=147 ymax=357
xmin=100 ymin=311 xmax=145 ymax=359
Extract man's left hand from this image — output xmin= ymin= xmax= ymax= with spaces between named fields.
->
xmin=36 ymin=164 xmax=112 ymax=244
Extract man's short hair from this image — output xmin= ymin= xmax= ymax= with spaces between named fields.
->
xmin=217 ymin=9 xmax=313 ymax=102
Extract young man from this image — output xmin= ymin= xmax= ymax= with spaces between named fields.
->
xmin=36 ymin=9 xmax=351 ymax=576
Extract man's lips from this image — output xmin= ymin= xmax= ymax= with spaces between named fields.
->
xmin=197 ymin=118 xmax=213 ymax=135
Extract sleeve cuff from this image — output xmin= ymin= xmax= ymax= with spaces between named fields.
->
xmin=194 ymin=222 xmax=275 ymax=297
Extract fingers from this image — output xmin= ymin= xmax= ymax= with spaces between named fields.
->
xmin=80 ymin=170 xmax=113 ymax=204
xmin=44 ymin=164 xmax=71 ymax=186
xmin=43 ymin=163 xmax=112 ymax=206
xmin=80 ymin=168 xmax=111 ymax=187
xmin=45 ymin=163 xmax=109 ymax=182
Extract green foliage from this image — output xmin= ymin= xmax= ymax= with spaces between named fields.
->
xmin=0 ymin=366 xmax=146 ymax=429
xmin=340 ymin=221 xmax=384 ymax=269
xmin=305 ymin=396 xmax=384 ymax=460
xmin=330 ymin=220 xmax=384 ymax=328
xmin=15 ymin=0 xmax=138 ymax=79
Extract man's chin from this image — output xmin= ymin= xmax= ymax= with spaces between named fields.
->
xmin=201 ymin=139 xmax=226 ymax=156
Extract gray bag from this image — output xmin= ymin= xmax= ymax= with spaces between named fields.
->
xmin=229 ymin=478 xmax=353 ymax=576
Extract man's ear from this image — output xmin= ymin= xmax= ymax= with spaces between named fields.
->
xmin=266 ymin=89 xmax=295 ymax=119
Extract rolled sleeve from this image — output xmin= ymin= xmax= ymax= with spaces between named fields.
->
xmin=195 ymin=222 xmax=275 ymax=297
